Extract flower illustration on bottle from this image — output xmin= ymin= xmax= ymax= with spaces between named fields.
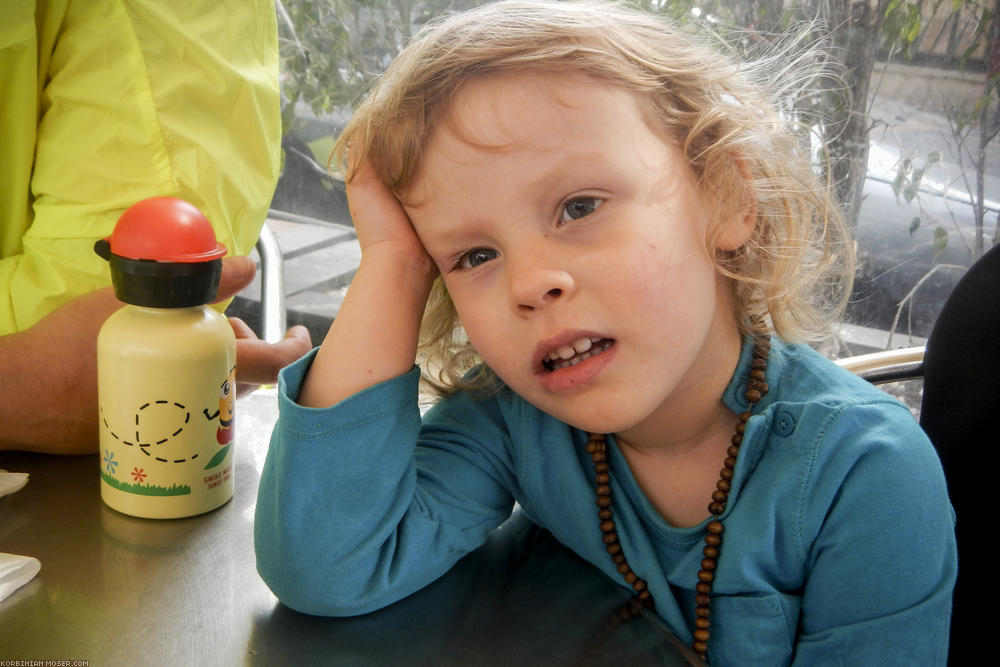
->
xmin=103 ymin=449 xmax=118 ymax=475
xmin=131 ymin=467 xmax=147 ymax=484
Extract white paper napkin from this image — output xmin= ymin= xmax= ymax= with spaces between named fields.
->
xmin=0 ymin=470 xmax=29 ymax=498
xmin=0 ymin=470 xmax=40 ymax=601
xmin=0 ymin=553 xmax=40 ymax=600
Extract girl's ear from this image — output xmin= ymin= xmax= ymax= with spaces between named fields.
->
xmin=714 ymin=157 xmax=757 ymax=251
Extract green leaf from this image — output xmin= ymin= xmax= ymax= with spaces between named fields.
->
xmin=933 ymin=227 xmax=948 ymax=256
xmin=204 ymin=444 xmax=230 ymax=471
xmin=909 ymin=217 xmax=921 ymax=235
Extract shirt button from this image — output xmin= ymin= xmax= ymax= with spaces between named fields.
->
xmin=773 ymin=411 xmax=797 ymax=437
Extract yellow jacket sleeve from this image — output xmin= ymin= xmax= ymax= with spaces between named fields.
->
xmin=0 ymin=0 xmax=281 ymax=334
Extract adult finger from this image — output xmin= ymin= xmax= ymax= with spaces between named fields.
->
xmin=216 ymin=256 xmax=257 ymax=302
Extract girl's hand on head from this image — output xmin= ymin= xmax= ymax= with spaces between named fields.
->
xmin=297 ymin=156 xmax=437 ymax=408
xmin=347 ymin=160 xmax=436 ymax=280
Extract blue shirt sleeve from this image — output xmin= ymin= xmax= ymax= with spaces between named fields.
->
xmin=791 ymin=402 xmax=955 ymax=665
xmin=254 ymin=352 xmax=516 ymax=616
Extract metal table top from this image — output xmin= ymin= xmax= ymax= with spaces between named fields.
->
xmin=0 ymin=389 xmax=698 ymax=666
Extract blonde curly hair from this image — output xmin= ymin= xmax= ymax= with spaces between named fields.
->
xmin=331 ymin=0 xmax=855 ymax=396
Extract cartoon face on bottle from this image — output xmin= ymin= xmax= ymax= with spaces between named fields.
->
xmin=209 ymin=366 xmax=237 ymax=445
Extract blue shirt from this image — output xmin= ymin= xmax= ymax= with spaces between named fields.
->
xmin=255 ymin=337 xmax=955 ymax=665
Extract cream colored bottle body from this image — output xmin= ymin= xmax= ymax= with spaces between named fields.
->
xmin=97 ymin=305 xmax=236 ymax=519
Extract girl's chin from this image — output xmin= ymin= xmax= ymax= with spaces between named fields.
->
xmin=531 ymin=402 xmax=646 ymax=437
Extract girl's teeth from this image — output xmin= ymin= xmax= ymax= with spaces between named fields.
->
xmin=544 ymin=337 xmax=611 ymax=369
xmin=547 ymin=337 xmax=600 ymax=362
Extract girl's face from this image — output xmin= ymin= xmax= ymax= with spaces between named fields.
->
xmin=404 ymin=72 xmax=754 ymax=443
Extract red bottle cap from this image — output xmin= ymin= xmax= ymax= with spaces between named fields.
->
xmin=95 ymin=198 xmax=227 ymax=308
xmin=108 ymin=197 xmax=227 ymax=263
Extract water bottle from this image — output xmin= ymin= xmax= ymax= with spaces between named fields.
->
xmin=95 ymin=197 xmax=236 ymax=519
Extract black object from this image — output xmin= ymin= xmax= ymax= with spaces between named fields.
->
xmin=919 ymin=242 xmax=999 ymax=666
xmin=95 ymin=238 xmax=222 ymax=308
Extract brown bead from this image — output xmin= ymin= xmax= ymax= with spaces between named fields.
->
xmin=598 ymin=508 xmax=613 ymax=520
xmin=704 ymin=533 xmax=722 ymax=547
xmin=734 ymin=422 xmax=745 ymax=435
xmin=707 ymin=520 xmax=724 ymax=534
xmin=595 ymin=462 xmax=609 ymax=473
xmin=730 ymin=433 xmax=743 ymax=446
xmin=739 ymin=411 xmax=752 ymax=422
xmin=693 ymin=628 xmax=710 ymax=643
xmin=606 ymin=543 xmax=621 ymax=555
xmin=695 ymin=617 xmax=711 ymax=630
xmin=692 ymin=641 xmax=708 ymax=655
xmin=727 ymin=444 xmax=740 ymax=458
xmin=744 ymin=388 xmax=762 ymax=403
xmin=602 ymin=532 xmax=618 ymax=545
xmin=716 ymin=479 xmax=731 ymax=492
xmin=638 ymin=590 xmax=653 ymax=603
xmin=596 ymin=484 xmax=611 ymax=496
xmin=750 ymin=369 xmax=766 ymax=381
xmin=720 ymin=467 xmax=734 ymax=481
xmin=695 ymin=596 xmax=711 ymax=609
xmin=599 ymin=519 xmax=615 ymax=532
xmin=612 ymin=553 xmax=626 ymax=564
xmin=723 ymin=456 xmax=737 ymax=470
xmin=696 ymin=581 xmax=713 ymax=595
xmin=632 ymin=579 xmax=647 ymax=592
xmin=586 ymin=440 xmax=599 ymax=454
xmin=708 ymin=501 xmax=725 ymax=515
xmin=624 ymin=571 xmax=637 ymax=584
xmin=711 ymin=490 xmax=728 ymax=503
xmin=591 ymin=450 xmax=607 ymax=463
xmin=595 ymin=472 xmax=610 ymax=485
xmin=618 ymin=562 xmax=631 ymax=575
xmin=751 ymin=357 xmax=766 ymax=370
xmin=701 ymin=558 xmax=717 ymax=571
xmin=703 ymin=545 xmax=719 ymax=559
xmin=596 ymin=495 xmax=612 ymax=508
xmin=697 ymin=570 xmax=715 ymax=583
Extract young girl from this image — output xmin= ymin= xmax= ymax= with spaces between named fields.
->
xmin=254 ymin=1 xmax=956 ymax=663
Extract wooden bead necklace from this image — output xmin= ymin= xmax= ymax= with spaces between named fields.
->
xmin=586 ymin=334 xmax=771 ymax=662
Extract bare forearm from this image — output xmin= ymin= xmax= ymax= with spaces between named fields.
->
xmin=0 ymin=288 xmax=118 ymax=453
xmin=299 ymin=250 xmax=436 ymax=408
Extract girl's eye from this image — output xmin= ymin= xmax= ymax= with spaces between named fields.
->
xmin=454 ymin=247 xmax=499 ymax=270
xmin=560 ymin=197 xmax=603 ymax=223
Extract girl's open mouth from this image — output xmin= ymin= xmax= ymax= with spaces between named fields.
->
xmin=542 ymin=337 xmax=615 ymax=372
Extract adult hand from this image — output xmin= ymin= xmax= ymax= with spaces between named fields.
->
xmin=217 ymin=255 xmax=313 ymax=394
xmin=228 ymin=317 xmax=312 ymax=396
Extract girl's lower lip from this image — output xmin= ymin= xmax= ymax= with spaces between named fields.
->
xmin=538 ymin=341 xmax=616 ymax=392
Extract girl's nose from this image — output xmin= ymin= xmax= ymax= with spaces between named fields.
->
xmin=509 ymin=266 xmax=575 ymax=315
